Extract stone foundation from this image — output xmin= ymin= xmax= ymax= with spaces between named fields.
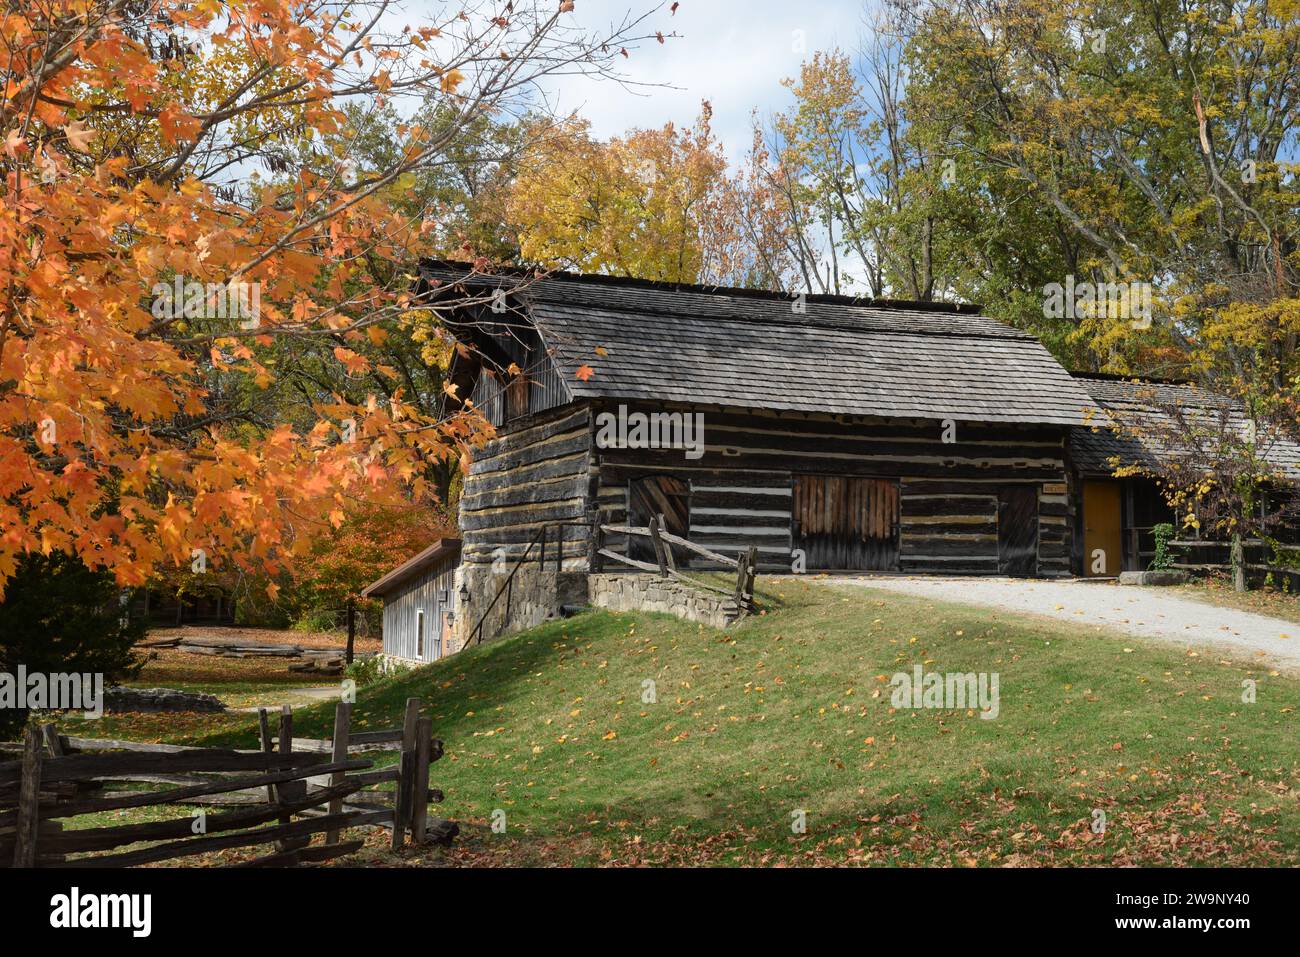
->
xmin=587 ymin=573 xmax=736 ymax=628
xmin=378 ymin=653 xmax=421 ymax=674
xmin=457 ymin=562 xmax=591 ymax=646
xmin=1118 ymin=570 xmax=1191 ymax=586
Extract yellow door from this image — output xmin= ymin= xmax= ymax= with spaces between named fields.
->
xmin=1083 ymin=481 xmax=1123 ymax=577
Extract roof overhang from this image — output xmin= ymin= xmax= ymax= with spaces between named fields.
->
xmin=417 ymin=260 xmax=1100 ymax=428
xmin=361 ymin=539 xmax=462 ymax=598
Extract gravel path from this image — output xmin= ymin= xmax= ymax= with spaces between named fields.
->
xmin=827 ymin=576 xmax=1300 ymax=671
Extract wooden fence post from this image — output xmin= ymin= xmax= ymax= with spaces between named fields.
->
xmin=325 ymin=701 xmax=351 ymax=846
xmin=589 ymin=512 xmax=605 ymax=573
xmin=12 ymin=724 xmax=42 ymax=868
xmin=392 ymin=697 xmax=421 ymax=850
xmin=346 ymin=600 xmax=356 ymax=665
xmin=656 ymin=513 xmax=676 ymax=573
xmin=735 ymin=545 xmax=757 ymax=610
xmin=648 ymin=515 xmax=671 ymax=577
xmin=41 ymin=722 xmax=65 ymax=757
xmin=270 ymin=706 xmax=310 ymax=852
xmin=274 ymin=706 xmax=293 ymax=851
xmin=410 ymin=717 xmax=432 ymax=846
xmin=257 ymin=707 xmax=274 ymax=805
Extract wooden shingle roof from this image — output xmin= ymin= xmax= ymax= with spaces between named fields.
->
xmin=421 ymin=263 xmax=1098 ymax=427
xmin=1071 ymin=375 xmax=1300 ymax=479
xmin=360 ymin=539 xmax=461 ymax=598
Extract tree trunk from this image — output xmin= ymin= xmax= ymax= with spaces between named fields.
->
xmin=346 ymin=600 xmax=356 ymax=665
xmin=1231 ymin=532 xmax=1247 ymax=592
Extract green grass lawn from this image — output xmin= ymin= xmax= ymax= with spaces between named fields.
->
xmin=1172 ymin=572 xmax=1300 ymax=627
xmin=129 ymin=578 xmax=1299 ymax=867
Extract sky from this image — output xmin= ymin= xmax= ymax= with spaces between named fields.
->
xmin=534 ymin=0 xmax=871 ymax=162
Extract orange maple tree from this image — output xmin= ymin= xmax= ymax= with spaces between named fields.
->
xmin=0 ymin=1 xmax=663 ymax=597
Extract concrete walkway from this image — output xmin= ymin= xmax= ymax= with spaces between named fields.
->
xmin=827 ymin=576 xmax=1300 ymax=671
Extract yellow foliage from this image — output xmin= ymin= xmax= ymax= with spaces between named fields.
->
xmin=506 ymin=107 xmax=729 ymax=283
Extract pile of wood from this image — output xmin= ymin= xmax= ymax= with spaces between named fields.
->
xmin=0 ymin=698 xmax=454 ymax=868
xmin=140 ymin=634 xmax=371 ymax=676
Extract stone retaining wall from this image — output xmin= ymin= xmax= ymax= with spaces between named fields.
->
xmin=103 ymin=687 xmax=226 ymax=713
xmin=587 ymin=573 xmax=734 ymax=628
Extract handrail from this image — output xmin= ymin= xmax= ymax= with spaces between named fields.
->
xmin=466 ymin=520 xmax=590 ymax=648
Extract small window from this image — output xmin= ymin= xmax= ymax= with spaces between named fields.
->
xmin=415 ymin=609 xmax=425 ymax=659
xmin=438 ymin=589 xmax=450 ymax=606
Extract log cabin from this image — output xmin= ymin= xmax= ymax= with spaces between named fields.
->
xmin=420 ymin=262 xmax=1107 ymax=641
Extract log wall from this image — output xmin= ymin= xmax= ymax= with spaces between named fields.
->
xmin=589 ymin=402 xmax=1073 ymax=575
xmin=458 ymin=404 xmax=593 ymax=570
xmin=455 ymin=399 xmax=1075 ymax=590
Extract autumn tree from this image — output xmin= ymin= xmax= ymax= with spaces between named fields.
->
xmin=284 ymin=499 xmax=455 ymax=631
xmin=702 ymin=124 xmax=799 ymax=290
xmin=893 ymin=0 xmax=1299 ymax=381
xmin=505 ymin=104 xmax=735 ymax=284
xmin=0 ymin=0 xmax=669 ymax=600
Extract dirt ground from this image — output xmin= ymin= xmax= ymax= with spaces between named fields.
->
xmin=145 ymin=623 xmax=382 ymax=653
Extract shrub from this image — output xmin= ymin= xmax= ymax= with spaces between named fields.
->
xmin=292 ymin=608 xmax=340 ymax=634
xmin=344 ymin=655 xmax=384 ymax=688
xmin=0 ymin=552 xmax=145 ymax=737
xmin=1149 ymin=523 xmax=1177 ymax=570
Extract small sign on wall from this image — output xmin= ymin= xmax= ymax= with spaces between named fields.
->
xmin=1043 ymin=482 xmax=1067 ymax=495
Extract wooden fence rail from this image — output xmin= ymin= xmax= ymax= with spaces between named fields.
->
xmin=598 ymin=516 xmax=758 ymax=614
xmin=0 ymin=697 xmax=456 ymax=868
xmin=1170 ymin=539 xmax=1300 ymax=592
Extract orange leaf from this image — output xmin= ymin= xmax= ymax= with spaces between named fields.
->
xmin=159 ymin=108 xmax=202 ymax=144
xmin=62 ymin=120 xmax=95 ymax=152
xmin=439 ymin=69 xmax=465 ymax=94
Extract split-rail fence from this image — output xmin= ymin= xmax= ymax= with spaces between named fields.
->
xmin=0 ymin=697 xmax=454 ymax=867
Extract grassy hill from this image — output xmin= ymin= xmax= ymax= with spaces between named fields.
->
xmin=178 ymin=577 xmax=1300 ymax=867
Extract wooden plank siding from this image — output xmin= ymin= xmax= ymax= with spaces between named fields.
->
xmin=793 ymin=476 xmax=899 ymax=570
xmin=381 ymin=561 xmax=458 ymax=662
xmin=465 ymin=330 xmax=571 ymax=431
xmin=454 ymin=395 xmax=1074 ymax=579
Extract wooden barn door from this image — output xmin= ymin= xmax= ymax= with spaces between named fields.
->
xmin=628 ymin=475 xmax=690 ymax=566
xmin=793 ymin=476 xmax=899 ymax=571
xmin=997 ymin=486 xmax=1039 ymax=577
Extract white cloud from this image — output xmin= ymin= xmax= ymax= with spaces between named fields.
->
xmin=547 ymin=0 xmax=867 ymax=161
